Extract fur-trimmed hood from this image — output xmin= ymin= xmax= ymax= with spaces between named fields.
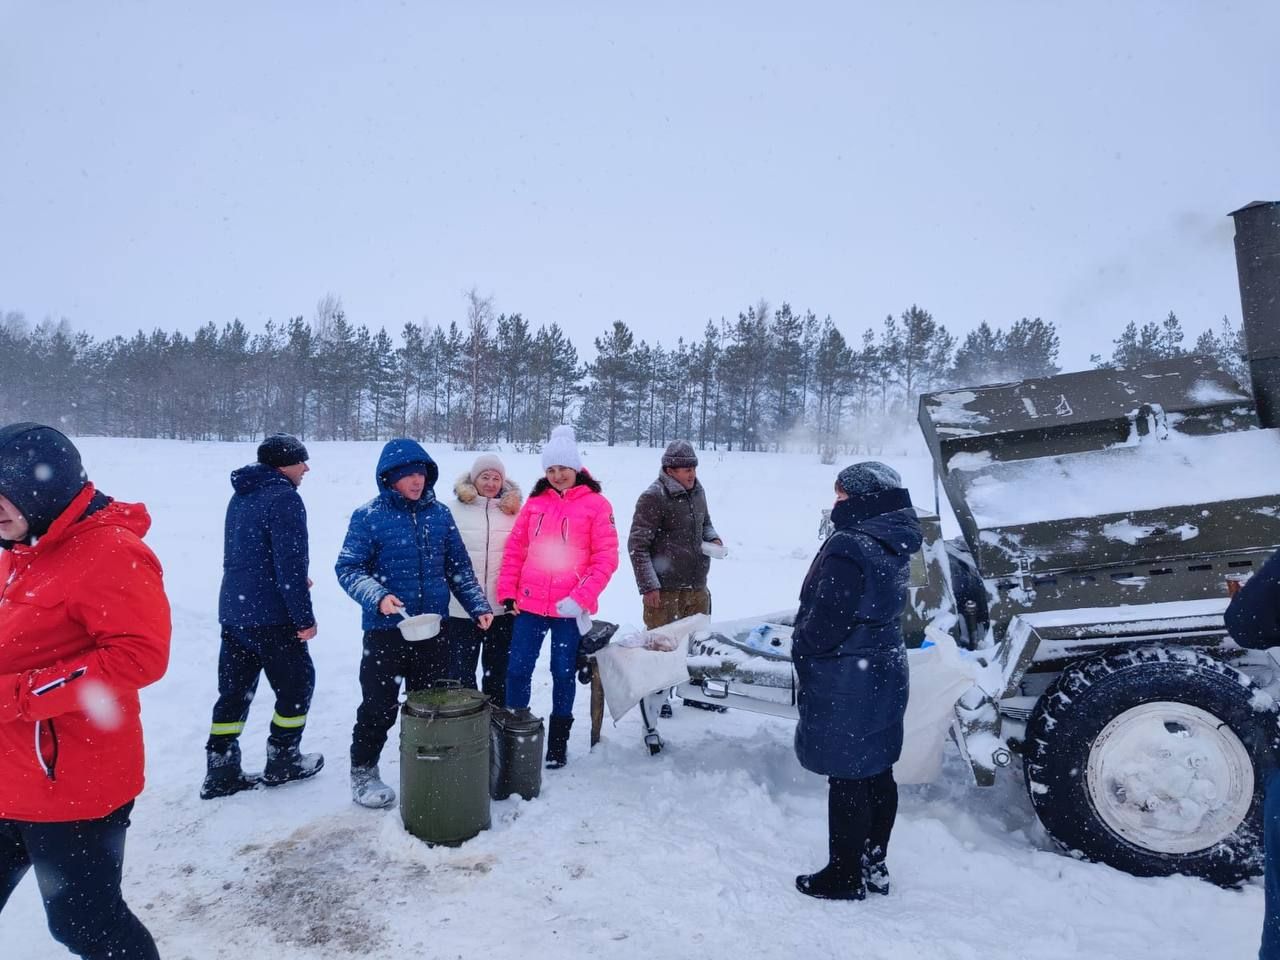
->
xmin=454 ymin=472 xmax=523 ymax=515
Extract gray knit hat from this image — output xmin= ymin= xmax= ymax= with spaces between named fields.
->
xmin=469 ymin=453 xmax=506 ymax=485
xmin=661 ymin=439 xmax=698 ymax=469
xmin=836 ymin=461 xmax=903 ymax=496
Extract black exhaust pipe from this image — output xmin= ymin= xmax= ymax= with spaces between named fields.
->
xmin=1230 ymin=201 xmax=1280 ymax=428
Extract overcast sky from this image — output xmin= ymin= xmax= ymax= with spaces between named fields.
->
xmin=2 ymin=3 xmax=1276 ymax=370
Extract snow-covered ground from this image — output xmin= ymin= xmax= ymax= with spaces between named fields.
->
xmin=1 ymin=436 xmax=1264 ymax=959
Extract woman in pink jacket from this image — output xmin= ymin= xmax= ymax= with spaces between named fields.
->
xmin=498 ymin=426 xmax=618 ymax=768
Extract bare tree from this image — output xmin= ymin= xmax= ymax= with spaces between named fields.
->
xmin=463 ymin=287 xmax=494 ymax=448
xmin=313 ymin=292 xmax=343 ymax=344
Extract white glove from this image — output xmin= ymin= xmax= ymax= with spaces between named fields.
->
xmin=556 ymin=597 xmax=584 ymax=618
xmin=556 ymin=597 xmax=593 ymax=636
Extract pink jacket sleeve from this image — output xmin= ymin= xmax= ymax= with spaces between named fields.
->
xmin=496 ymin=502 xmax=534 ymax=603
xmin=569 ymin=495 xmax=620 ymax=613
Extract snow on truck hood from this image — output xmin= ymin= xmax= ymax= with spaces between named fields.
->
xmin=955 ymin=428 xmax=1280 ymax=528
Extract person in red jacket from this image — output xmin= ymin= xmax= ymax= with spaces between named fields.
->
xmin=498 ymin=425 xmax=618 ymax=768
xmin=0 ymin=424 xmax=171 ymax=960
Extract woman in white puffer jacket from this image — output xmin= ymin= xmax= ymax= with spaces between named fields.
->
xmin=445 ymin=454 xmax=522 ymax=703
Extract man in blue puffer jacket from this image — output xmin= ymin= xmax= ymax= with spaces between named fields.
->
xmin=204 ymin=434 xmax=323 ymax=799
xmin=791 ymin=461 xmax=922 ymax=902
xmin=336 ymin=438 xmax=493 ymax=808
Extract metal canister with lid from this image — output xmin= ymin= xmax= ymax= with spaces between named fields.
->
xmin=400 ymin=686 xmax=491 ymax=845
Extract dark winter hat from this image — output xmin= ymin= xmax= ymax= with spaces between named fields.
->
xmin=0 ymin=423 xmax=89 ymax=539
xmin=384 ymin=462 xmax=429 ymax=486
xmin=257 ymin=434 xmax=309 ymax=468
xmin=661 ymin=439 xmax=698 ymax=470
xmin=837 ymin=461 xmax=903 ymax=496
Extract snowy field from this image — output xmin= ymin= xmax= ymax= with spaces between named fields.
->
xmin=1 ymin=435 xmax=1264 ymax=959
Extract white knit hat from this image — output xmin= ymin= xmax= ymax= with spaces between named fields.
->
xmin=541 ymin=425 xmax=583 ymax=471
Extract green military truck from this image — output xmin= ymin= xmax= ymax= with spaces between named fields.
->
xmin=678 ymin=200 xmax=1280 ymax=885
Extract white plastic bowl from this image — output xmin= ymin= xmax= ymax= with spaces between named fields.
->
xmin=397 ymin=612 xmax=441 ymax=642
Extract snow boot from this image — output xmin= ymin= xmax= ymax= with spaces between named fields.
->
xmin=351 ymin=763 xmax=397 ymax=809
xmin=795 ymin=865 xmax=866 ymax=901
xmin=796 ymin=776 xmax=868 ymax=900
xmin=200 ymin=743 xmax=262 ymax=800
xmin=644 ymin=731 xmax=664 ymax=756
xmin=659 ymin=702 xmax=673 ymax=720
xmin=863 ymin=856 xmax=890 ymax=896
xmin=261 ymin=740 xmax=324 ymax=786
xmin=545 ymin=715 xmax=573 ymax=769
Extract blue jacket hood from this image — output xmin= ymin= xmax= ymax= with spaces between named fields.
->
xmin=231 ymin=462 xmax=293 ymax=496
xmin=375 ymin=439 xmax=439 ymax=496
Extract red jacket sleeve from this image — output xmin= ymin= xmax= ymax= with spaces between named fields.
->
xmin=13 ymin=531 xmax=171 ymax=723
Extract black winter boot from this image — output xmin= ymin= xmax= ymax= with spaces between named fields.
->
xmin=545 ymin=716 xmax=573 ymax=769
xmin=200 ymin=741 xmax=262 ymax=800
xmin=262 ymin=740 xmax=325 ymax=786
xmin=795 ymin=776 xmax=868 ymax=901
xmin=795 ymin=864 xmax=866 ymax=901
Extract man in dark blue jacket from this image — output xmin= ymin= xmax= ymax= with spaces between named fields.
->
xmin=202 ymin=434 xmax=323 ymax=799
xmin=336 ymin=439 xmax=492 ymax=808
xmin=1225 ymin=551 xmax=1280 ymax=959
xmin=791 ymin=461 xmax=922 ymax=901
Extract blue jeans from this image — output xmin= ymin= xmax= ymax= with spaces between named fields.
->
xmin=0 ymin=801 xmax=159 ymax=959
xmin=506 ymin=613 xmax=581 ymax=718
xmin=1263 ymin=770 xmax=1280 ymax=959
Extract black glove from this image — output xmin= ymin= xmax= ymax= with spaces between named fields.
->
xmin=576 ymin=655 xmax=593 ymax=685
xmin=502 ymin=598 xmax=516 ymax=614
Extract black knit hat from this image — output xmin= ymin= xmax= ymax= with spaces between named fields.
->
xmin=384 ymin=462 xmax=428 ymax=486
xmin=257 ymin=434 xmax=309 ymax=468
xmin=0 ymin=422 xmax=89 ymax=539
xmin=661 ymin=439 xmax=698 ymax=469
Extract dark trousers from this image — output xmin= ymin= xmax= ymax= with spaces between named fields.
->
xmin=0 ymin=801 xmax=159 ymax=960
xmin=1262 ymin=769 xmax=1280 ymax=959
xmin=350 ymin=628 xmax=447 ymax=768
xmin=506 ymin=613 xmax=581 ymax=717
xmin=208 ymin=625 xmax=316 ymax=753
xmin=444 ymin=614 xmax=514 ymax=706
xmin=829 ymin=769 xmax=898 ymax=874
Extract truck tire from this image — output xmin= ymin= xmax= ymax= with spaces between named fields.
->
xmin=1023 ymin=646 xmax=1274 ymax=885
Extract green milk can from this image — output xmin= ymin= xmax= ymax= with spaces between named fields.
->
xmin=400 ymin=687 xmax=491 ymax=845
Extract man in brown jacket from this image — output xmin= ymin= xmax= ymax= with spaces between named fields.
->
xmin=627 ymin=439 xmax=723 ymax=753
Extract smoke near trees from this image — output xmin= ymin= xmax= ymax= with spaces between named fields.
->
xmin=0 ymin=295 xmax=1245 ymax=452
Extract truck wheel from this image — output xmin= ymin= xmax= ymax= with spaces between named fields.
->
xmin=1023 ymin=646 xmax=1273 ymax=885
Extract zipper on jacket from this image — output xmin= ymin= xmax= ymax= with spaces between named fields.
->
xmin=483 ymin=499 xmax=492 ymax=595
xmin=35 ymin=719 xmax=59 ymax=781
xmin=412 ymin=510 xmax=427 ymax=615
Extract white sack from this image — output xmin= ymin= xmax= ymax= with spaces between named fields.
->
xmin=895 ymin=627 xmax=980 ymax=784
xmin=594 ymin=614 xmax=709 ymax=722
